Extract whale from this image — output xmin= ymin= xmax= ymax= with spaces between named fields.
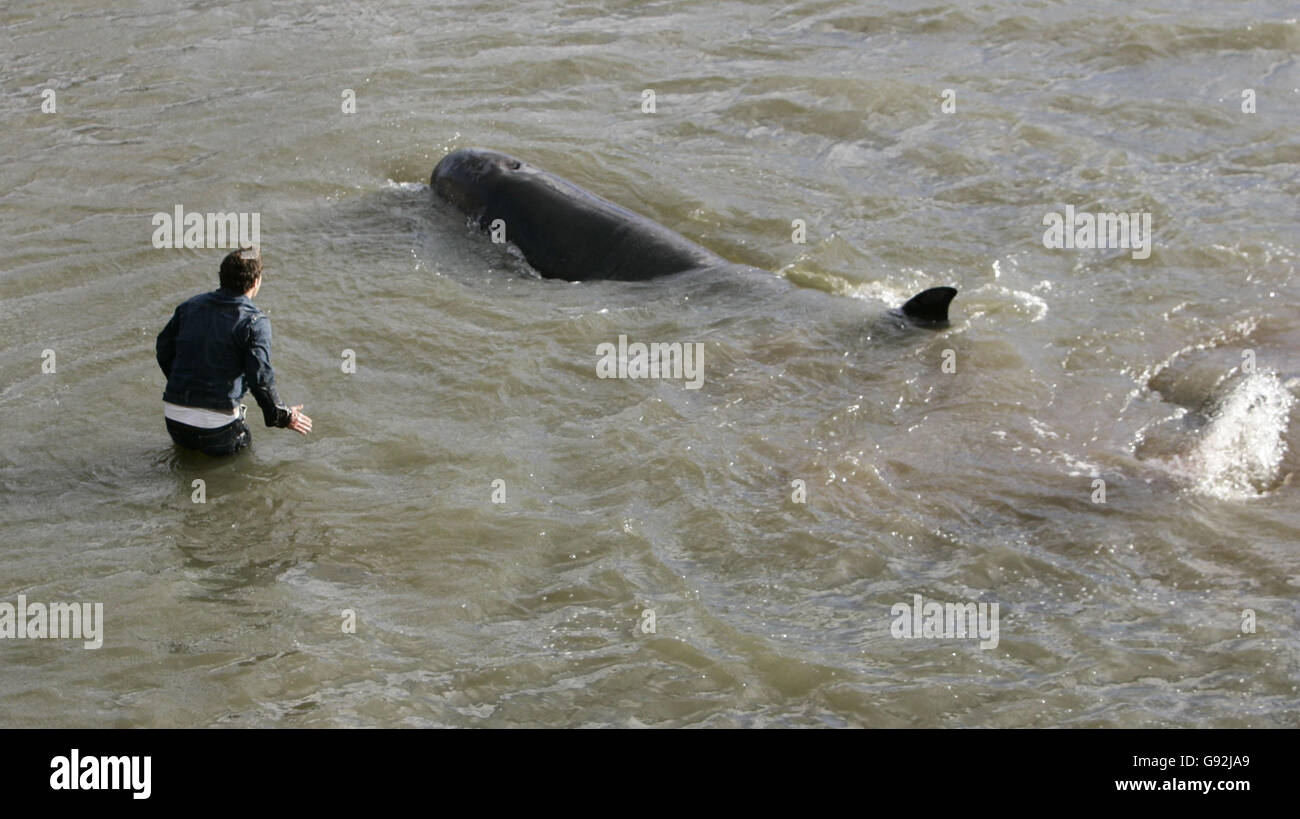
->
xmin=430 ymin=147 xmax=956 ymax=325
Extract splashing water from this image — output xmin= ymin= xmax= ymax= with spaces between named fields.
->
xmin=1187 ymin=371 xmax=1295 ymax=499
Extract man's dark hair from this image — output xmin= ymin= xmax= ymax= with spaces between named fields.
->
xmin=220 ymin=246 xmax=262 ymax=293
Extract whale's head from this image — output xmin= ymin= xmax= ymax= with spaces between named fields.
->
xmin=431 ymin=148 xmax=526 ymax=218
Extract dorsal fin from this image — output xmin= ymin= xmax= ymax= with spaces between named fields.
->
xmin=901 ymin=286 xmax=957 ymax=324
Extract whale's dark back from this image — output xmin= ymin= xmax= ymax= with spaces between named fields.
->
xmin=433 ymin=149 xmax=726 ymax=281
xmin=431 ymin=148 xmax=956 ymax=324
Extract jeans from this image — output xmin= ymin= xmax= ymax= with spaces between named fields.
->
xmin=165 ymin=409 xmax=251 ymax=456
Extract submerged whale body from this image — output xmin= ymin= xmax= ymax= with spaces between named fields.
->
xmin=431 ymin=147 xmax=956 ymax=325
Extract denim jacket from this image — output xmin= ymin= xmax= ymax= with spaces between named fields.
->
xmin=156 ymin=288 xmax=292 ymax=427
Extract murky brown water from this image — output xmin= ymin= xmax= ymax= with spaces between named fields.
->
xmin=2 ymin=0 xmax=1298 ymax=727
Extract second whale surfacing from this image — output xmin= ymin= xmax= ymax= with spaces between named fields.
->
xmin=431 ymin=147 xmax=956 ymax=326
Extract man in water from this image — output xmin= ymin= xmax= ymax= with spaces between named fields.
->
xmin=155 ymin=247 xmax=311 ymax=455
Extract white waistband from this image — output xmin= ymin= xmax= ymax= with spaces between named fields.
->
xmin=163 ymin=402 xmax=240 ymax=429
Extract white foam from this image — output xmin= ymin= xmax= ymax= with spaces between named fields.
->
xmin=1187 ymin=371 xmax=1295 ymax=499
xmin=384 ymin=180 xmax=429 ymax=192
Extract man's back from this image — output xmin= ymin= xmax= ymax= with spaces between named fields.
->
xmin=159 ymin=289 xmax=267 ymax=412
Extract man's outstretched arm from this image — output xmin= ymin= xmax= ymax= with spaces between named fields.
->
xmin=243 ymin=315 xmax=311 ymax=434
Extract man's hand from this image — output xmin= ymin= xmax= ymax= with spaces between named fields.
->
xmin=288 ymin=405 xmax=312 ymax=435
